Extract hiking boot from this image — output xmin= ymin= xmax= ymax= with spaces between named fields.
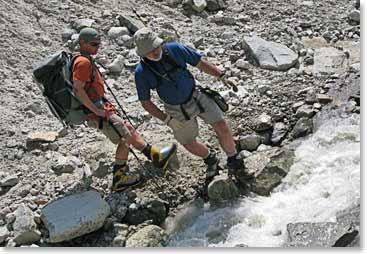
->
xmin=227 ymin=154 xmax=254 ymax=181
xmin=112 ymin=164 xmax=144 ymax=192
xmin=204 ymin=152 xmax=220 ymax=180
xmin=143 ymin=143 xmax=177 ymax=170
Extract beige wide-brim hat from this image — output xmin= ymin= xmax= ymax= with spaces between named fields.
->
xmin=134 ymin=27 xmax=164 ymax=57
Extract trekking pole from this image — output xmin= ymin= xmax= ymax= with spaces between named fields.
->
xmin=94 ymin=61 xmax=138 ymax=130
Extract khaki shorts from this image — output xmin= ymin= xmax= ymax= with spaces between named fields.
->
xmin=164 ymin=88 xmax=224 ymax=145
xmin=87 ymin=114 xmax=131 ymax=144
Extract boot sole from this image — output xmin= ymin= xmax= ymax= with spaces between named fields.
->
xmin=112 ymin=177 xmax=145 ymax=192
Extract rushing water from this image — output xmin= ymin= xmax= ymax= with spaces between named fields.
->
xmin=167 ymin=110 xmax=360 ymax=247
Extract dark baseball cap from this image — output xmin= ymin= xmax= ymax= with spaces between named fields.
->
xmin=78 ymin=27 xmax=101 ymax=42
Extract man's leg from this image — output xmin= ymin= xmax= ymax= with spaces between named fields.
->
xmin=210 ymin=119 xmax=253 ymax=180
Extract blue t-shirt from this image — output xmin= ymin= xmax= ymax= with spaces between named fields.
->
xmin=134 ymin=42 xmax=202 ymax=105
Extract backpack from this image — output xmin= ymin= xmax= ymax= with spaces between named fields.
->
xmin=33 ymin=51 xmax=95 ymax=126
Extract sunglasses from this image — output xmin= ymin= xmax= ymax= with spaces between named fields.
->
xmin=89 ymin=41 xmax=101 ymax=47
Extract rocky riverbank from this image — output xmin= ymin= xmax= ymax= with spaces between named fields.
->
xmin=0 ymin=0 xmax=360 ymax=247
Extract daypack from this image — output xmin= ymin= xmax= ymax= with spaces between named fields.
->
xmin=33 ymin=51 xmax=95 ymax=126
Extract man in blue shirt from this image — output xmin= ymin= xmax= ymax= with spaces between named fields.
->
xmin=133 ymin=27 xmax=252 ymax=183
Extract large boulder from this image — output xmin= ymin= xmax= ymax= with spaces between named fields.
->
xmin=41 ymin=191 xmax=110 ymax=243
xmin=207 ymin=176 xmax=239 ymax=203
xmin=125 ymin=225 xmax=166 ymax=247
xmin=241 ymin=35 xmax=298 ymax=71
xmin=244 ymin=148 xmax=295 ymax=196
xmin=118 ymin=15 xmax=145 ymax=34
xmin=13 ymin=204 xmax=41 ymax=245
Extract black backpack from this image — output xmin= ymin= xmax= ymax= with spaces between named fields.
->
xmin=33 ymin=51 xmax=95 ymax=126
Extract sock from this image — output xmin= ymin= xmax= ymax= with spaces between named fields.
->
xmin=114 ymin=160 xmax=127 ymax=172
xmin=141 ymin=143 xmax=152 ymax=160
xmin=226 ymin=150 xmax=237 ymax=158
xmin=202 ymin=150 xmax=210 ymax=160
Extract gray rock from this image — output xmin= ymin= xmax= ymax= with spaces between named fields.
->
xmin=241 ymin=35 xmax=298 ymax=71
xmin=92 ymin=159 xmax=110 ymax=178
xmin=0 ymin=226 xmax=10 ymax=244
xmin=118 ymin=15 xmax=145 ymax=34
xmin=207 ymin=176 xmax=239 ymax=203
xmin=238 ymin=134 xmax=262 ymax=151
xmin=52 ymin=156 xmax=80 ymax=175
xmin=313 ymin=47 xmax=348 ymax=75
xmin=235 ymin=59 xmax=251 ymax=70
xmin=206 ymin=0 xmax=226 ymax=11
xmin=291 ymin=117 xmax=313 ymax=139
xmin=348 ymin=10 xmax=360 ymax=23
xmin=41 ymin=191 xmax=110 ymax=243
xmin=271 ymin=122 xmax=288 ymax=144
xmin=26 ymin=131 xmax=58 ymax=150
xmin=285 ymin=222 xmax=357 ymax=247
xmin=13 ymin=204 xmax=41 ymax=245
xmin=0 ymin=175 xmax=19 ymax=187
xmin=316 ymin=94 xmax=333 ymax=104
xmin=73 ymin=19 xmax=95 ymax=31
xmin=107 ymin=55 xmax=125 ymax=74
xmin=254 ymin=113 xmax=273 ymax=131
xmin=192 ymin=0 xmax=207 ymax=12
xmin=125 ymin=225 xmax=166 ymax=247
xmin=295 ymin=105 xmax=316 ymax=118
xmin=108 ymin=27 xmax=129 ymax=39
xmin=61 ymin=28 xmax=77 ymax=43
xmin=124 ymin=199 xmax=167 ymax=225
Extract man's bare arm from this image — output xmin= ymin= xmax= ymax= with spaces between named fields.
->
xmin=140 ymin=100 xmax=167 ymax=122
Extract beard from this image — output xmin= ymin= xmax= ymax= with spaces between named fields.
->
xmin=146 ymin=48 xmax=163 ymax=61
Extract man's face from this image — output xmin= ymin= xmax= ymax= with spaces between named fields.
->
xmin=81 ymin=40 xmax=101 ymax=55
xmin=146 ymin=46 xmax=162 ymax=61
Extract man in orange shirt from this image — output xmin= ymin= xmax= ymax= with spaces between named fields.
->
xmin=73 ymin=27 xmax=177 ymax=192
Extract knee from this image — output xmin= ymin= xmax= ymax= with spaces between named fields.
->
xmin=183 ymin=139 xmax=198 ymax=149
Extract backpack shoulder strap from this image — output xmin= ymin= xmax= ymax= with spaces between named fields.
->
xmin=71 ymin=54 xmax=96 ymax=83
xmin=161 ymin=44 xmax=185 ymax=70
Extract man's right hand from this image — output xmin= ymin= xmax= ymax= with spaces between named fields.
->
xmin=95 ymin=109 xmax=107 ymax=119
xmin=164 ymin=115 xmax=185 ymax=130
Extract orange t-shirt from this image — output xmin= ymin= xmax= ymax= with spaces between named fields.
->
xmin=73 ymin=56 xmax=104 ymax=102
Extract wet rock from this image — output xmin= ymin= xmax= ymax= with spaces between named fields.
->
xmin=13 ymin=204 xmax=41 ymax=245
xmin=207 ymin=175 xmax=239 ymax=203
xmin=238 ymin=134 xmax=261 ymax=152
xmin=285 ymin=222 xmax=357 ymax=247
xmin=108 ymin=27 xmax=129 ymax=39
xmin=124 ymin=198 xmax=167 ymax=225
xmin=0 ymin=226 xmax=10 ymax=244
xmin=241 ymin=35 xmax=298 ymax=71
xmin=118 ymin=15 xmax=145 ymax=34
xmin=265 ymin=149 xmax=294 ymax=177
xmin=291 ymin=117 xmax=313 ymax=139
xmin=41 ymin=191 xmax=110 ymax=243
xmin=125 ymin=225 xmax=166 ymax=247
